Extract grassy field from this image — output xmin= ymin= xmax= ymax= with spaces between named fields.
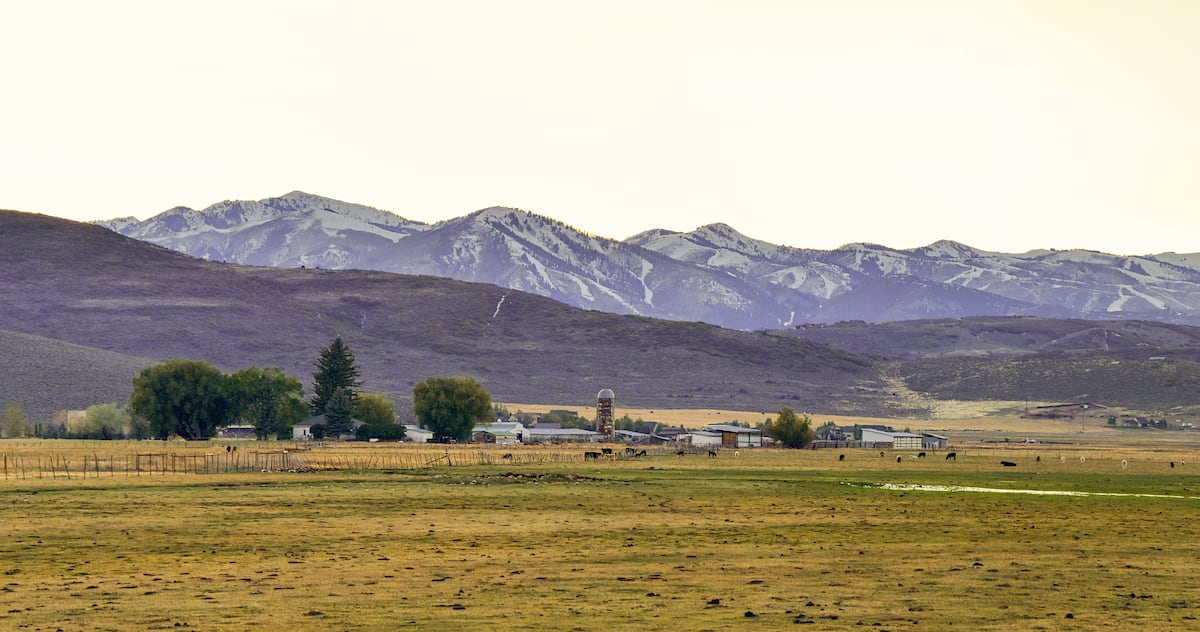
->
xmin=2 ymin=440 xmax=1200 ymax=631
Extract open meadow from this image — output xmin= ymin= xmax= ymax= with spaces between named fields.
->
xmin=2 ymin=437 xmax=1200 ymax=631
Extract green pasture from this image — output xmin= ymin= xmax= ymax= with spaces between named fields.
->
xmin=2 ymin=444 xmax=1199 ymax=630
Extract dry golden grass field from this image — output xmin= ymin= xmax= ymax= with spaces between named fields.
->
xmin=3 ymin=416 xmax=1200 ymax=631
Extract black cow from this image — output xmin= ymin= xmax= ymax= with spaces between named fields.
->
xmin=945 ymin=452 xmax=957 ymax=461
xmin=1000 ymin=461 xmax=1017 ymax=467
xmin=584 ymin=451 xmax=601 ymax=461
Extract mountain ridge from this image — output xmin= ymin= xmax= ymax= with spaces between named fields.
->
xmin=96 ymin=192 xmax=1200 ymax=329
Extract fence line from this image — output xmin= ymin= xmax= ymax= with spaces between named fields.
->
xmin=0 ymin=445 xmax=662 ymax=480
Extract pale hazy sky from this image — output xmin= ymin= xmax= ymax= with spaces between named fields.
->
xmin=2 ymin=1 xmax=1198 ymax=254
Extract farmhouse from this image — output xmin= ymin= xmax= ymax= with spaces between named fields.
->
xmin=218 ymin=425 xmax=256 ymax=439
xmin=293 ymin=415 xmax=364 ymax=441
xmin=861 ymin=428 xmax=923 ymax=450
xmin=704 ymin=424 xmax=764 ymax=448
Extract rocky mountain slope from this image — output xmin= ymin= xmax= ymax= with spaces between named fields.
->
xmin=99 ymin=192 xmax=1200 ymax=329
xmin=0 ymin=210 xmax=889 ymax=422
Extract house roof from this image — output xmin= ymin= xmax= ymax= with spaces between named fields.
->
xmin=527 ymin=428 xmax=600 ymax=437
xmin=705 ymin=424 xmax=763 ymax=434
xmin=296 ymin=415 xmax=364 ymax=429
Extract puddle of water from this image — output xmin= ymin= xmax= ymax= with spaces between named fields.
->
xmin=847 ymin=482 xmax=1198 ymax=500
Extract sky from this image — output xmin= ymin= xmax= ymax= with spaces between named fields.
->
xmin=2 ymin=0 xmax=1198 ymax=254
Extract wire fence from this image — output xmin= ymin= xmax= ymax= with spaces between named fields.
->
xmin=0 ymin=444 xmax=672 ymax=480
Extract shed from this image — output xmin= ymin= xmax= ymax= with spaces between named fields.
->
xmin=470 ymin=422 xmax=526 ymax=445
xmin=402 ymin=425 xmax=433 ymax=443
xmin=861 ymin=428 xmax=923 ymax=450
xmin=922 ymin=433 xmax=949 ymax=449
xmin=293 ymin=415 xmax=364 ymax=441
xmin=526 ymin=427 xmax=602 ymax=444
xmin=689 ymin=430 xmax=723 ymax=448
xmin=704 ymin=424 xmax=764 ymax=448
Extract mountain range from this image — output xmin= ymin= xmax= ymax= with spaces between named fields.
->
xmin=99 ymin=191 xmax=1200 ymax=330
xmin=6 ymin=208 xmax=1200 ymax=423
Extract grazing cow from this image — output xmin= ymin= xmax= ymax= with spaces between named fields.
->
xmin=880 ymin=451 xmax=885 ymax=457
xmin=897 ymin=456 xmax=902 ymax=463
xmin=708 ymin=450 xmax=717 ymax=458
xmin=625 ymin=447 xmax=636 ymax=456
xmin=945 ymin=452 xmax=957 ymax=461
xmin=1080 ymin=456 xmax=1086 ymax=463
xmin=917 ymin=452 xmax=926 ymax=459
xmin=1121 ymin=459 xmax=1128 ymax=469
xmin=502 ymin=453 xmax=514 ymax=460
xmin=635 ymin=449 xmax=647 ymax=457
xmin=1036 ymin=456 xmax=1041 ymax=462
xmin=584 ymin=451 xmax=601 ymax=461
xmin=677 ymin=450 xmax=687 ymax=456
xmin=1171 ymin=461 xmax=1176 ymax=469
xmin=601 ymin=448 xmax=614 ymax=456
xmin=1001 ymin=461 xmax=1017 ymax=467
xmin=734 ymin=450 xmax=740 ymax=457
xmin=838 ymin=454 xmax=846 ymax=462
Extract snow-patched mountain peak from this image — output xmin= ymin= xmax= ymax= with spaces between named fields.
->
xmin=914 ymin=240 xmax=987 ymax=259
xmin=97 ymin=192 xmax=1200 ymax=329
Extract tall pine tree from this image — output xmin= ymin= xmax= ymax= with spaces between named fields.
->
xmin=310 ymin=337 xmax=362 ymax=415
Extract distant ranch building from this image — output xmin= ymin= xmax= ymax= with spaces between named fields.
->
xmin=526 ymin=427 xmax=602 ymax=444
xmin=861 ymin=428 xmax=923 ymax=450
xmin=704 ymin=424 xmax=764 ymax=448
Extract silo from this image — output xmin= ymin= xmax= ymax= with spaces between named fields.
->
xmin=596 ymin=388 xmax=615 ymax=438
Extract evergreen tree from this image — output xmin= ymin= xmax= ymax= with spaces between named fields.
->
xmin=310 ymin=337 xmax=361 ymax=415
xmin=323 ymin=387 xmax=355 ymax=436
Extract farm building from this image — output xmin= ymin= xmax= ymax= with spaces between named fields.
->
xmin=704 ymin=424 xmax=764 ymax=448
xmin=218 ymin=425 xmax=256 ymax=439
xmin=402 ymin=425 xmax=433 ymax=442
xmin=292 ymin=415 xmax=364 ymax=441
xmin=861 ymin=428 xmax=923 ymax=450
xmin=470 ymin=422 xmax=526 ymax=445
xmin=922 ymin=433 xmax=949 ymax=449
xmin=526 ymin=427 xmax=602 ymax=444
xmin=689 ymin=430 xmax=723 ymax=448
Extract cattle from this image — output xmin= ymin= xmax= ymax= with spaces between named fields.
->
xmin=635 ymin=449 xmax=647 ymax=457
xmin=1171 ymin=461 xmax=1176 ymax=469
xmin=1121 ymin=459 xmax=1128 ymax=469
xmin=625 ymin=447 xmax=636 ymax=456
xmin=708 ymin=450 xmax=717 ymax=458
xmin=601 ymin=448 xmax=614 ymax=456
xmin=734 ymin=450 xmax=740 ymax=457
xmin=838 ymin=454 xmax=846 ymax=462
xmin=1001 ymin=461 xmax=1017 ymax=467
xmin=1036 ymin=455 xmax=1041 ymax=462
xmin=584 ymin=451 xmax=601 ymax=461
xmin=897 ymin=456 xmax=902 ymax=463
xmin=917 ymin=452 xmax=926 ymax=459
xmin=502 ymin=453 xmax=514 ymax=460
xmin=677 ymin=450 xmax=687 ymax=456
xmin=945 ymin=452 xmax=957 ymax=461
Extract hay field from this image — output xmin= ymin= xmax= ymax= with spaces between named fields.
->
xmin=3 ymin=440 xmax=1200 ymax=630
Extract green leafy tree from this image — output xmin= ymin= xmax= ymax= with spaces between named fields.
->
xmin=71 ymin=403 xmax=130 ymax=439
xmin=229 ymin=367 xmax=305 ymax=439
xmin=353 ymin=393 xmax=405 ymax=440
xmin=763 ymin=407 xmax=814 ymax=449
xmin=130 ymin=359 xmax=231 ymax=440
xmin=3 ymin=403 xmax=27 ymax=438
xmin=323 ymin=387 xmax=355 ymax=436
xmin=353 ymin=393 xmax=396 ymax=426
xmin=310 ymin=337 xmax=361 ymax=416
xmin=413 ymin=376 xmax=493 ymax=443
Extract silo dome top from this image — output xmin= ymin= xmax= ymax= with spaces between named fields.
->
xmin=597 ymin=388 xmax=615 ymax=399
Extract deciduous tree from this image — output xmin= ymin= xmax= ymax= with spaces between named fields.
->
xmin=763 ymin=407 xmax=814 ymax=448
xmin=3 ymin=403 xmax=27 ymax=438
xmin=71 ymin=403 xmax=130 ymax=439
xmin=130 ymin=359 xmax=231 ymax=440
xmin=413 ymin=376 xmax=492 ymax=443
xmin=229 ymin=367 xmax=306 ymax=439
